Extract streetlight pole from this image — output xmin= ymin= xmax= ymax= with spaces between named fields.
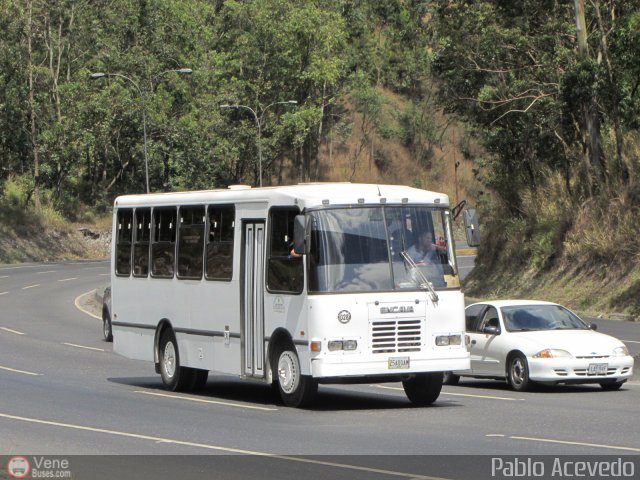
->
xmin=89 ymin=69 xmax=192 ymax=193
xmin=220 ymin=100 xmax=297 ymax=187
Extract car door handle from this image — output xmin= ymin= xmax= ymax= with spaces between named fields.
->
xmin=471 ymin=340 xmax=476 ymax=345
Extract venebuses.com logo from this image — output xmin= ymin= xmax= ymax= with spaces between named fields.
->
xmin=7 ymin=456 xmax=30 ymax=479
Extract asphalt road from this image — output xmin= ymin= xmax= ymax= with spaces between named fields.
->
xmin=0 ymin=261 xmax=639 ymax=480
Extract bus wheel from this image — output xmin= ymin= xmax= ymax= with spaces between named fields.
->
xmin=402 ymin=372 xmax=443 ymax=406
xmin=159 ymin=329 xmax=193 ymax=392
xmin=275 ymin=346 xmax=317 ymax=408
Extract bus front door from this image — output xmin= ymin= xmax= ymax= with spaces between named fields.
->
xmin=242 ymin=221 xmax=266 ymax=378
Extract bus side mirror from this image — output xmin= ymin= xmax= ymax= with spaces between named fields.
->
xmin=293 ymin=215 xmax=309 ymax=255
xmin=463 ymin=209 xmax=480 ymax=247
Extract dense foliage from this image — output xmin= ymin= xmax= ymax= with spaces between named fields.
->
xmin=0 ymin=0 xmax=435 ymax=216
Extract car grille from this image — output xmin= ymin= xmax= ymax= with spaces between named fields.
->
xmin=575 ymin=355 xmax=610 ymax=359
xmin=574 ymin=367 xmax=618 ymax=376
xmin=371 ymin=319 xmax=421 ymax=354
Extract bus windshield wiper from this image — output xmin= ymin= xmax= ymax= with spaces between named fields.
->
xmin=400 ymin=250 xmax=439 ymax=303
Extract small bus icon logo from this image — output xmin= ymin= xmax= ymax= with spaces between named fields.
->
xmin=7 ymin=456 xmax=30 ymax=478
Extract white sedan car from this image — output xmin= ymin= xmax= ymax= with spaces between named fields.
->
xmin=444 ymin=300 xmax=634 ymax=391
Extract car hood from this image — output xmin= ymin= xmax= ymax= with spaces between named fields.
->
xmin=507 ymin=329 xmax=625 ymax=357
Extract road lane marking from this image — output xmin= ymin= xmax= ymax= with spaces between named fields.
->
xmin=0 ymin=292 xmax=8 ymax=296
xmin=135 ymin=390 xmax=278 ymax=411
xmin=99 ymin=273 xmax=110 ymax=276
xmin=36 ymin=270 xmax=57 ymax=274
xmin=506 ymin=435 xmax=640 ymax=453
xmin=0 ymin=327 xmax=25 ymax=335
xmin=0 ymin=412 xmax=448 ymax=479
xmin=373 ymin=384 xmax=524 ymax=401
xmin=622 ymin=340 xmax=640 ymax=344
xmin=63 ymin=342 xmax=105 ymax=352
xmin=0 ymin=275 xmax=8 ymax=279
xmin=486 ymin=434 xmax=506 ymax=437
xmin=74 ymin=290 xmax=101 ymax=320
xmin=22 ymin=284 xmax=40 ymax=290
xmin=0 ymin=365 xmax=42 ymax=376
xmin=58 ymin=277 xmax=78 ymax=282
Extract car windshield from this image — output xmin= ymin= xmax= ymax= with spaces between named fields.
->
xmin=307 ymin=206 xmax=459 ymax=293
xmin=501 ymin=305 xmax=589 ymax=332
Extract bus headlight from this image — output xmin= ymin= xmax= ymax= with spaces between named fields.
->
xmin=328 ymin=340 xmax=358 ymax=352
xmin=436 ymin=335 xmax=463 ymax=346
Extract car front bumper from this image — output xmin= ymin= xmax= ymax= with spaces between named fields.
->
xmin=528 ymin=355 xmax=634 ymax=384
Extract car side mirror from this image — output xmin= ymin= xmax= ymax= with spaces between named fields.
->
xmin=589 ymin=323 xmax=598 ymax=331
xmin=483 ymin=325 xmax=500 ymax=335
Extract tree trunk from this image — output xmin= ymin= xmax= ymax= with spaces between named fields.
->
xmin=26 ymin=0 xmax=41 ymax=210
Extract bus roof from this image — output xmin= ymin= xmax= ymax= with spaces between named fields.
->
xmin=114 ymin=183 xmax=450 ymax=210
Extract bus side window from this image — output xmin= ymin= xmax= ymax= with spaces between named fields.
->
xmin=151 ymin=207 xmax=177 ymax=278
xmin=177 ymin=205 xmax=205 ymax=280
xmin=267 ymin=208 xmax=303 ymax=293
xmin=133 ymin=208 xmax=151 ymax=277
xmin=205 ymin=205 xmax=235 ymax=281
xmin=116 ymin=209 xmax=133 ymax=276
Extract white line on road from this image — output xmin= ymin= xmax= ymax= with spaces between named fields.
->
xmin=36 ymin=270 xmax=57 ymax=274
xmin=0 ymin=275 xmax=8 ymax=279
xmin=74 ymin=290 xmax=101 ymax=320
xmin=135 ymin=390 xmax=278 ymax=411
xmin=0 ymin=327 xmax=25 ymax=335
xmin=62 ymin=342 xmax=105 ymax=352
xmin=58 ymin=277 xmax=78 ymax=282
xmin=373 ymin=384 xmax=524 ymax=401
xmin=622 ymin=340 xmax=640 ymax=344
xmin=502 ymin=434 xmax=640 ymax=453
xmin=0 ymin=365 xmax=42 ymax=376
xmin=0 ymin=412 xmax=448 ymax=480
xmin=22 ymin=284 xmax=40 ymax=290
xmin=0 ymin=292 xmax=8 ymax=296
xmin=99 ymin=273 xmax=110 ymax=276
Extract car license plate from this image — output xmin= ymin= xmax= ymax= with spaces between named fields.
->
xmin=588 ymin=363 xmax=608 ymax=375
xmin=388 ymin=357 xmax=410 ymax=369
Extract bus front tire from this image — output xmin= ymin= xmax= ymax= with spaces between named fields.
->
xmin=402 ymin=372 xmax=443 ymax=406
xmin=159 ymin=329 xmax=194 ymax=392
xmin=274 ymin=346 xmax=317 ymax=408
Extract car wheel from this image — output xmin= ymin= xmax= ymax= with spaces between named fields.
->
xmin=402 ymin=372 xmax=443 ymax=406
xmin=442 ymin=371 xmax=460 ymax=386
xmin=159 ymin=329 xmax=194 ymax=392
xmin=274 ymin=345 xmax=317 ymax=408
xmin=102 ymin=308 xmax=113 ymax=342
xmin=507 ymin=353 xmax=532 ymax=391
xmin=600 ymin=381 xmax=623 ymax=391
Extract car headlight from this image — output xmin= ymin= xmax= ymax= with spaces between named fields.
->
xmin=533 ymin=349 xmax=573 ymax=359
xmin=612 ymin=346 xmax=629 ymax=357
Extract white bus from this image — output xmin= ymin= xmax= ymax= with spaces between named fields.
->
xmin=111 ymin=183 xmax=470 ymax=407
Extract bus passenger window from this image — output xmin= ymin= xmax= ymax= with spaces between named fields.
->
xmin=206 ymin=205 xmax=234 ymax=281
xmin=177 ymin=206 xmax=205 ymax=280
xmin=116 ymin=209 xmax=133 ymax=276
xmin=133 ymin=208 xmax=151 ymax=277
xmin=267 ymin=208 xmax=303 ymax=293
xmin=151 ymin=208 xmax=177 ymax=278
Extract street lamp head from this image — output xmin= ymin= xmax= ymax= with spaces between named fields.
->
xmin=220 ymin=104 xmax=235 ymax=109
xmin=287 ymin=100 xmax=298 ymax=104
xmin=89 ymin=72 xmax=107 ymax=80
xmin=176 ymin=68 xmax=193 ymax=74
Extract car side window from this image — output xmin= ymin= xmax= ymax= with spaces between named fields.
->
xmin=465 ymin=304 xmax=486 ymax=333
xmin=479 ymin=307 xmax=500 ymax=330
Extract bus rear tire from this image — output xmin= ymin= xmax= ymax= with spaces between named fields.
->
xmin=159 ymin=329 xmax=194 ymax=392
xmin=402 ymin=372 xmax=443 ymax=406
xmin=274 ymin=345 xmax=317 ymax=408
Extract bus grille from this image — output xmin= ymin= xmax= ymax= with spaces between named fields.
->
xmin=371 ymin=319 xmax=421 ymax=354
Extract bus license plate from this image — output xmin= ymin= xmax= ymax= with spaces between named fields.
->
xmin=588 ymin=363 xmax=608 ymax=375
xmin=388 ymin=357 xmax=410 ymax=369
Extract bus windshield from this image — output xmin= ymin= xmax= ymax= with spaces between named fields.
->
xmin=307 ymin=206 xmax=459 ymax=293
